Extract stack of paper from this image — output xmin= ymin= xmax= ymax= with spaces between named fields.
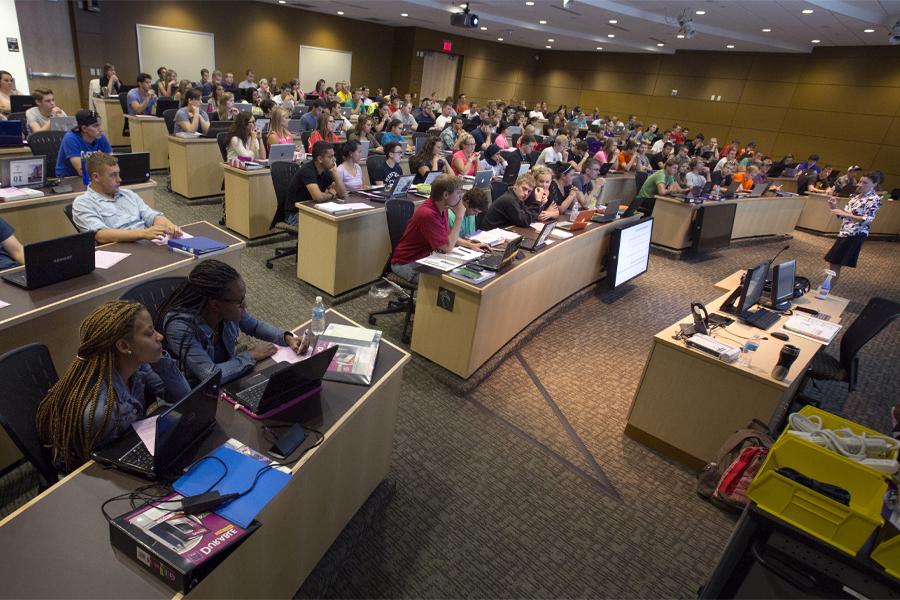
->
xmin=783 ymin=314 xmax=842 ymax=344
xmin=316 ymin=202 xmax=355 ymax=214
xmin=416 ymin=246 xmax=484 ymax=271
xmin=0 ymin=187 xmax=45 ymax=201
xmin=470 ymin=228 xmax=520 ymax=245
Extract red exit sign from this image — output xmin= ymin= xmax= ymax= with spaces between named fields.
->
xmin=442 ymin=40 xmax=452 ymax=52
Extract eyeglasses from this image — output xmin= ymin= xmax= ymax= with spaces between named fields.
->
xmin=220 ymin=296 xmax=246 ymax=307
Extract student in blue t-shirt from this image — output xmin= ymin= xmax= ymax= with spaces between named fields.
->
xmin=55 ymin=109 xmax=113 ymax=178
xmin=0 ymin=216 xmax=25 ymax=271
xmin=127 ymin=73 xmax=157 ymax=116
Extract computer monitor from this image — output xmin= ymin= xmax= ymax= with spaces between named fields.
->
xmin=737 ymin=262 xmax=768 ymax=315
xmin=692 ymin=203 xmax=737 ymax=252
xmin=770 ymin=260 xmax=796 ymax=311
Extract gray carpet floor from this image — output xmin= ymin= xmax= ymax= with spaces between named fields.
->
xmin=3 ymin=179 xmax=899 ymax=598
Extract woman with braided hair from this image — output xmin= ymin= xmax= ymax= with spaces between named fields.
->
xmin=158 ymin=259 xmax=304 ymax=386
xmin=36 ymin=301 xmax=190 ymax=472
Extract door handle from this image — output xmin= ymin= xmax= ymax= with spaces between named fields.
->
xmin=27 ymin=68 xmax=76 ymax=80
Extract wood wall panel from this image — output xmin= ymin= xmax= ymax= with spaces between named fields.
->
xmin=790 ymin=84 xmax=900 ymax=115
xmin=582 ymin=71 xmax=657 ymax=95
xmin=871 ymin=146 xmax=900 ymax=177
xmin=738 ymin=81 xmax=797 ymax=107
xmin=660 ymin=52 xmax=752 ymax=79
xmin=730 ymin=104 xmax=787 ymax=131
xmin=779 ymin=109 xmax=893 ymax=144
xmin=747 ymin=54 xmax=809 ymax=83
xmin=772 ymin=134 xmax=881 ymax=170
xmin=724 ymin=128 xmax=778 ymax=152
xmin=883 ymin=118 xmax=900 ymax=147
xmin=651 ymin=75 xmax=746 ymax=101
xmin=578 ymin=91 xmax=651 ymax=116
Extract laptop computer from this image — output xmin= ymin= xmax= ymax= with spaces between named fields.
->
xmin=414 ymin=135 xmax=428 ymax=155
xmin=591 ymin=201 xmax=621 ymax=223
xmin=557 ymin=209 xmax=594 ymax=231
xmin=287 ymin=119 xmax=304 ymax=134
xmin=268 ymin=143 xmax=295 ymax=163
xmin=10 ymin=94 xmax=35 ymax=113
xmin=720 ymin=180 xmax=741 ymax=198
xmin=520 ymin=220 xmax=557 ymax=250
xmin=749 ymin=182 xmax=772 ymax=197
xmin=236 ymin=103 xmax=253 ymax=113
xmin=222 ymin=345 xmax=338 ymax=416
xmin=359 ymin=174 xmax=415 ymax=201
xmin=2 ymin=231 xmax=96 ymax=290
xmin=507 ymin=126 xmax=522 ymax=136
xmin=598 ymin=162 xmax=614 ymax=176
xmin=114 ymin=152 xmax=151 ymax=184
xmin=424 ymin=170 xmax=441 ymax=185
xmin=0 ymin=154 xmax=46 ymax=188
xmin=782 ymin=168 xmax=799 ymax=178
xmin=91 ymin=372 xmax=221 ymax=479
xmin=50 ymin=116 xmax=77 ymax=132
xmin=476 ymin=236 xmax=523 ymax=271
xmin=255 ymin=118 xmax=270 ymax=136
xmin=0 ymin=121 xmax=23 ymax=147
xmin=473 ymin=169 xmax=492 ymax=188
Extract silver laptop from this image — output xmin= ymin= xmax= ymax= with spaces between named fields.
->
xmin=287 ymin=119 xmax=304 ymax=134
xmin=424 ymin=171 xmax=441 ymax=185
xmin=414 ymin=136 xmax=428 ymax=154
xmin=236 ymin=103 xmax=253 ymax=113
xmin=269 ymin=143 xmax=295 ymax=163
xmin=388 ymin=174 xmax=415 ymax=199
xmin=517 ymin=163 xmax=530 ymax=177
xmin=255 ymin=118 xmax=270 ymax=135
xmin=507 ymin=126 xmax=522 ymax=135
xmin=358 ymin=139 xmax=370 ymax=161
xmin=49 ymin=116 xmax=77 ymax=132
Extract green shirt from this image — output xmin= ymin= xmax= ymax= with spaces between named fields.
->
xmin=638 ymin=170 xmax=673 ymax=199
xmin=448 ymin=212 xmax=476 ymax=237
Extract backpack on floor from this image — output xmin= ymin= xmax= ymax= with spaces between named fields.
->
xmin=697 ymin=419 xmax=773 ymax=512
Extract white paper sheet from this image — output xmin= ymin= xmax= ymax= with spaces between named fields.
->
xmin=0 ymin=300 xmax=9 ymax=309
xmin=94 ymin=250 xmax=131 ymax=269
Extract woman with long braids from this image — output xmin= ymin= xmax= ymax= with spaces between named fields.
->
xmin=157 ymin=260 xmax=305 ymax=386
xmin=36 ymin=301 xmax=190 ymax=472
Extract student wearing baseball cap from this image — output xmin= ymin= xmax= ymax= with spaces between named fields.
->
xmin=55 ymin=109 xmax=112 ymax=178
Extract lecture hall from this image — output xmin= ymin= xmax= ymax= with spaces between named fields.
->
xmin=1 ymin=0 xmax=900 ymax=597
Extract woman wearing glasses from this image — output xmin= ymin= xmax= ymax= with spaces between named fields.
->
xmin=307 ymin=112 xmax=340 ymax=154
xmin=158 ymin=260 xmax=304 ymax=386
xmin=226 ymin=112 xmax=266 ymax=162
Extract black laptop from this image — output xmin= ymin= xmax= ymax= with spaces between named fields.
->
xmin=476 ymin=236 xmax=523 ymax=271
xmin=223 ymin=345 xmax=338 ymax=415
xmin=10 ymin=94 xmax=35 ymax=113
xmin=0 ymin=121 xmax=23 ymax=147
xmin=2 ymin=231 xmax=96 ymax=290
xmin=520 ymin=220 xmax=556 ymax=251
xmin=92 ymin=372 xmax=221 ymax=479
xmin=114 ymin=151 xmax=151 ymax=184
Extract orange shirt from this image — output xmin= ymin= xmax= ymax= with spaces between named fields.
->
xmin=618 ymin=151 xmax=634 ymax=170
xmin=733 ymin=172 xmax=754 ymax=190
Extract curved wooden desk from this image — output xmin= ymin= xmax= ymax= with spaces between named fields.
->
xmin=798 ymin=192 xmax=900 ymax=237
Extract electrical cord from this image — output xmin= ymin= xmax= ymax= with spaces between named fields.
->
xmin=787 ymin=412 xmax=900 ymax=460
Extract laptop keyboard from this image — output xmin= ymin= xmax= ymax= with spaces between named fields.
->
xmin=121 ymin=442 xmax=154 ymax=471
xmin=743 ymin=308 xmax=781 ymax=331
xmin=236 ymin=380 xmax=267 ymax=411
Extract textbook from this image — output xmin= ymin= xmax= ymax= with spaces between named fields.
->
xmin=109 ymin=492 xmax=260 ymax=593
xmin=167 ymin=236 xmax=228 ymax=256
xmin=312 ymin=323 xmax=381 ymax=385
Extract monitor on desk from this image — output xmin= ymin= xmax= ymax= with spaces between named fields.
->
xmin=769 ymin=260 xmax=796 ymax=311
xmin=720 ymin=262 xmax=768 ymax=317
xmin=606 ymin=217 xmax=653 ymax=289
xmin=692 ymin=203 xmax=737 ymax=253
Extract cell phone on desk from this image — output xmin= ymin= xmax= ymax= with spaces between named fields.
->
xmin=268 ymin=423 xmax=307 ymax=460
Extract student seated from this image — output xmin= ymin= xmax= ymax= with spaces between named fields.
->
xmin=266 ymin=106 xmax=293 ymax=146
xmin=573 ymin=158 xmax=605 ymax=207
xmin=173 ymin=89 xmax=210 ymax=134
xmin=347 ymin=114 xmax=384 ymax=154
xmin=72 ymin=152 xmax=182 ymax=243
xmin=440 ymin=115 xmax=464 ymax=149
xmin=479 ymin=144 xmax=507 ymax=178
xmin=480 ymin=173 xmax=537 ymax=230
xmin=546 ymin=163 xmax=584 ymax=214
xmin=449 ymin=188 xmax=489 ymax=237
xmin=636 ymin=158 xmax=685 ymax=214
xmin=307 ymin=112 xmax=340 ymax=154
xmin=336 ymin=140 xmax=364 ymax=192
xmin=451 ymin=133 xmax=479 ymax=176
xmin=503 ymin=134 xmax=537 ymax=182
xmin=685 ymin=157 xmax=708 ymax=188
xmin=536 ymin=135 xmax=569 ymax=166
xmin=217 ymin=92 xmax=239 ymax=122
xmin=390 ymin=174 xmax=490 ymax=281
xmin=25 ymin=88 xmax=67 ymax=133
xmin=36 ymin=300 xmax=191 ymax=472
xmin=55 ymin=109 xmax=113 ymax=178
xmin=99 ymin=63 xmax=121 ymax=97
xmin=410 ymin=136 xmax=450 ymax=184
xmin=226 ymin=112 xmax=266 ymax=162
xmin=797 ymin=153 xmax=821 ymax=174
xmin=284 ymin=141 xmax=347 ymax=225
xmin=158 ymin=260 xmax=304 ymax=387
xmin=810 ymin=165 xmax=834 ymax=192
xmin=374 ymin=141 xmax=404 ymax=187
xmin=0 ymin=216 xmax=24 ymax=271
xmin=380 ymin=118 xmax=406 ymax=147
xmin=127 ymin=73 xmax=158 ymax=116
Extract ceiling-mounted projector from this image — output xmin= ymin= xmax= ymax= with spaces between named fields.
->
xmin=678 ymin=15 xmax=696 ymax=39
xmin=890 ymin=19 xmax=900 ymax=45
xmin=451 ymin=7 xmax=480 ymax=28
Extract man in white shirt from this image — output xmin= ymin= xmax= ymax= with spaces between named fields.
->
xmin=435 ymin=103 xmax=453 ymax=130
xmin=651 ymin=130 xmax=672 ymax=154
xmin=25 ymin=88 xmax=67 ymax=133
xmin=529 ymin=102 xmax=544 ymax=119
xmin=535 ymin=135 xmax=568 ymax=166
xmin=238 ymin=69 xmax=257 ymax=90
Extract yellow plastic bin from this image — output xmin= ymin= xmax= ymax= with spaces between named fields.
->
xmin=747 ymin=407 xmax=890 ymax=556
xmin=871 ymin=527 xmax=900 ymax=580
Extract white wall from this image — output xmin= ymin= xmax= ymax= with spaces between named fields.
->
xmin=0 ymin=0 xmax=28 ymax=94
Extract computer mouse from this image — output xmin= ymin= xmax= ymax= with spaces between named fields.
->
xmin=771 ymin=332 xmax=790 ymax=341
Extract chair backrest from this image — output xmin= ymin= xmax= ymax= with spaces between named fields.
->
xmin=300 ymin=130 xmax=312 ymax=152
xmin=270 ymin=161 xmax=301 ymax=228
xmin=634 ymin=171 xmax=650 ymax=198
xmin=490 ymin=180 xmax=508 ymax=204
xmin=510 ymin=133 xmax=521 ymax=148
xmin=839 ymin=297 xmax=900 ymax=391
xmin=367 ymin=154 xmax=387 ymax=183
xmin=0 ymin=343 xmax=60 ymax=487
xmin=117 ymin=92 xmax=130 ymax=134
xmin=385 ymin=198 xmax=416 ymax=251
xmin=26 ymin=130 xmax=66 ymax=176
xmin=63 ymin=203 xmax=78 ymax=231
xmin=374 ymin=131 xmax=385 ymax=145
xmin=890 ymin=188 xmax=900 ymax=201
xmin=528 ymin=150 xmax=541 ymax=164
xmin=163 ymin=108 xmax=178 ymax=134
xmin=216 ymin=131 xmax=230 ymax=162
xmin=119 ymin=276 xmax=187 ymax=322
xmin=156 ymin=98 xmax=179 ymax=117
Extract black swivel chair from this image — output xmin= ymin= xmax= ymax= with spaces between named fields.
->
xmin=266 ymin=161 xmax=301 ymax=269
xmin=367 ymin=154 xmax=387 ymax=184
xmin=368 ymin=199 xmax=417 ymax=344
xmin=510 ymin=133 xmax=521 ymax=148
xmin=633 ymin=170 xmax=651 ymax=216
xmin=300 ymin=130 xmax=312 ymax=153
xmin=0 ymin=343 xmax=60 ymax=489
xmin=490 ymin=180 xmax=509 ymax=203
xmin=528 ymin=150 xmax=541 ymax=165
xmin=374 ymin=131 xmax=385 ymax=145
xmin=117 ymin=92 xmax=130 ymax=137
xmin=216 ymin=131 xmax=230 ymax=162
xmin=119 ymin=277 xmax=187 ymax=322
xmin=62 ymin=204 xmax=78 ymax=231
xmin=163 ymin=108 xmax=178 ymax=134
xmin=27 ymin=131 xmax=66 ymax=177
xmin=806 ymin=298 xmax=900 ymax=392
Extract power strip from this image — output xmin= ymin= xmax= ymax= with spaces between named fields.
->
xmin=685 ymin=333 xmax=741 ymax=363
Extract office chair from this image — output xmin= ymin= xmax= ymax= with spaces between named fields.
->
xmin=796 ymin=171 xmax=814 ymax=195
xmin=117 ymin=92 xmax=130 ymax=136
xmin=528 ymin=150 xmax=541 ymax=165
xmin=27 ymin=131 xmax=66 ymax=176
xmin=119 ymin=277 xmax=186 ymax=322
xmin=510 ymin=133 xmax=521 ymax=148
xmin=490 ymin=180 xmax=508 ymax=203
xmin=62 ymin=204 xmax=78 ymax=231
xmin=155 ymin=98 xmax=179 ymax=117
xmin=805 ymin=297 xmax=900 ymax=392
xmin=0 ymin=343 xmax=60 ymax=489
xmin=412 ymin=131 xmax=429 ymax=145
xmin=209 ymin=111 xmax=220 ymax=121
xmin=162 ymin=109 xmax=178 ymax=134
xmin=367 ymin=154 xmax=387 ymax=184
xmin=374 ymin=131 xmax=385 ymax=145
xmin=890 ymin=188 xmax=900 ymax=201
xmin=266 ymin=161 xmax=301 ymax=269
xmin=300 ymin=130 xmax=312 ymax=153
xmin=368 ymin=199 xmax=417 ymax=344
xmin=216 ymin=131 xmax=230 ymax=162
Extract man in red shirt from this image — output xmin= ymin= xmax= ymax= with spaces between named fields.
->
xmin=390 ymin=174 xmax=488 ymax=281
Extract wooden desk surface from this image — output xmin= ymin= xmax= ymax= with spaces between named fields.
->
xmin=296 ymin=192 xmax=393 ymax=222
xmin=125 ymin=115 xmax=164 ymax=123
xmin=0 ymin=178 xmax=155 ymax=214
xmin=167 ymin=134 xmax=219 ymax=146
xmin=0 ymin=309 xmax=410 ymax=599
xmin=0 ymin=145 xmax=31 ymax=157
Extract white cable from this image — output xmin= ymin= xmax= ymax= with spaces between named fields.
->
xmin=787 ymin=412 xmax=900 ymax=460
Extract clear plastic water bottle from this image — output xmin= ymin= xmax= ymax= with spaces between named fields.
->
xmin=569 ymin=200 xmax=581 ymax=221
xmin=311 ymin=296 xmax=326 ymax=336
xmin=739 ymin=335 xmax=761 ymax=367
xmin=816 ymin=269 xmax=836 ymax=300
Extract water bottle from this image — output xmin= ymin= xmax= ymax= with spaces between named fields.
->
xmin=311 ymin=296 xmax=326 ymax=336
xmin=739 ymin=335 xmax=761 ymax=368
xmin=569 ymin=199 xmax=581 ymax=221
xmin=816 ymin=269 xmax=836 ymax=300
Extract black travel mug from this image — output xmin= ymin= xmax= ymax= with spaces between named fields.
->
xmin=771 ymin=344 xmax=801 ymax=380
